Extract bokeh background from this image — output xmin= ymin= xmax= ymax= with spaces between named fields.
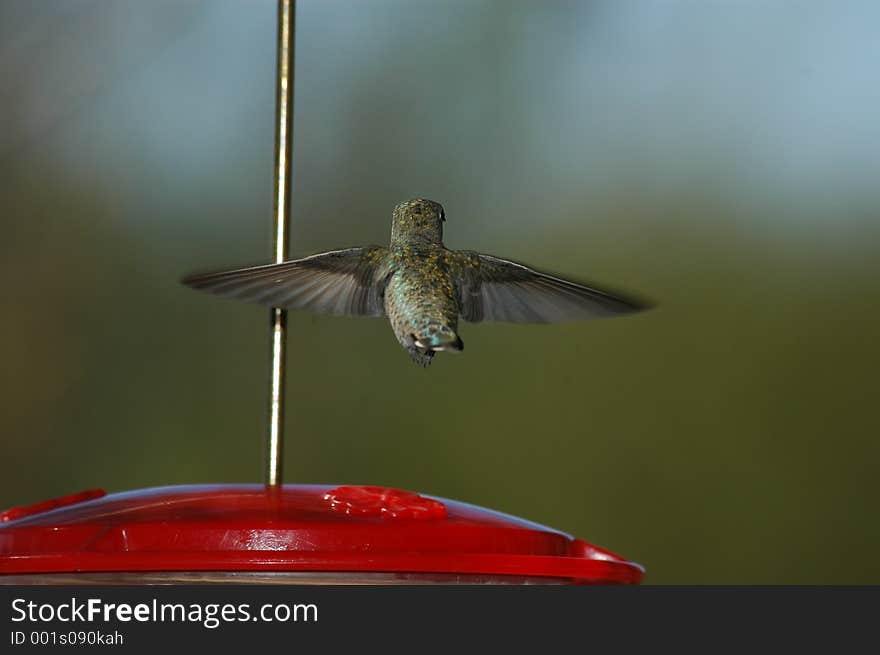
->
xmin=2 ymin=0 xmax=879 ymax=583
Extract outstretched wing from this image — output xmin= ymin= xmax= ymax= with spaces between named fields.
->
xmin=182 ymin=247 xmax=390 ymax=317
xmin=453 ymin=252 xmax=650 ymax=323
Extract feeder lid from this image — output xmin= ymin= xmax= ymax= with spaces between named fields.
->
xmin=0 ymin=484 xmax=643 ymax=583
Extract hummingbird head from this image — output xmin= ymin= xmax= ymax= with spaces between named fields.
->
xmin=391 ymin=198 xmax=445 ymax=246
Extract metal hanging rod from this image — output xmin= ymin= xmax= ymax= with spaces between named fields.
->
xmin=266 ymin=0 xmax=295 ymax=487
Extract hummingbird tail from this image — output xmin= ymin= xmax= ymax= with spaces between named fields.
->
xmin=413 ymin=325 xmax=463 ymax=352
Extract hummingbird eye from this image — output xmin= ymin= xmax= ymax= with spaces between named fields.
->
xmin=440 ymin=209 xmax=446 ymax=222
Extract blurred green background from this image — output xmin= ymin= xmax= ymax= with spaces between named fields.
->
xmin=2 ymin=0 xmax=879 ymax=583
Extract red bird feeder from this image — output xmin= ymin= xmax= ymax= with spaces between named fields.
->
xmin=0 ymin=485 xmax=642 ymax=584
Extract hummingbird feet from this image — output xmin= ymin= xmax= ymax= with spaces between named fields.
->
xmin=406 ymin=346 xmax=435 ymax=367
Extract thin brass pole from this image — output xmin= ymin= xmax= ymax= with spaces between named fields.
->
xmin=266 ymin=0 xmax=295 ymax=487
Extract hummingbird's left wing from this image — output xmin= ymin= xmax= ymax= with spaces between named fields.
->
xmin=182 ymin=247 xmax=390 ymax=316
xmin=453 ymin=252 xmax=650 ymax=323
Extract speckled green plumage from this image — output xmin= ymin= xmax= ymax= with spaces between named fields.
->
xmin=384 ymin=244 xmax=463 ymax=366
xmin=183 ymin=198 xmax=649 ymax=367
xmin=363 ymin=199 xmax=464 ymax=366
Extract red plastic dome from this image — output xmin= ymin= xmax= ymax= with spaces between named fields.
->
xmin=0 ymin=484 xmax=643 ymax=584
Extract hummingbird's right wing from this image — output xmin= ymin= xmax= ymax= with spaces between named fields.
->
xmin=453 ymin=252 xmax=650 ymax=323
xmin=182 ymin=247 xmax=390 ymax=316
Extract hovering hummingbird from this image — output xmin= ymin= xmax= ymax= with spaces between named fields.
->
xmin=183 ymin=199 xmax=650 ymax=366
